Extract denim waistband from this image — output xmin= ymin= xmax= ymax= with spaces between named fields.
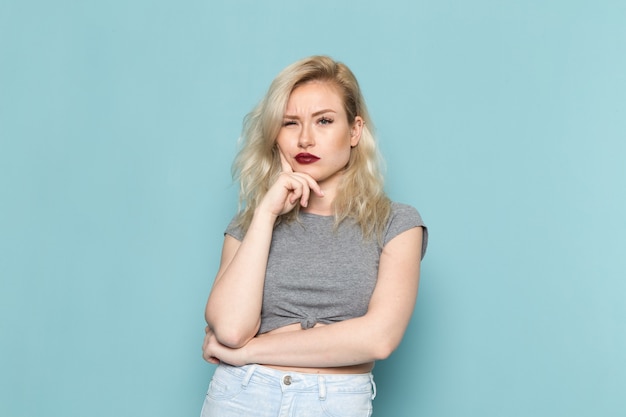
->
xmin=217 ymin=363 xmax=377 ymax=400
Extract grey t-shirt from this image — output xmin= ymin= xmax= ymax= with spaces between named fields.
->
xmin=225 ymin=202 xmax=428 ymax=334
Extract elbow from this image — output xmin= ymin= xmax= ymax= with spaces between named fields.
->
xmin=368 ymin=328 xmax=403 ymax=361
xmin=212 ymin=327 xmax=251 ymax=349
xmin=371 ymin=340 xmax=398 ymax=361
xmin=206 ymin=313 xmax=260 ymax=349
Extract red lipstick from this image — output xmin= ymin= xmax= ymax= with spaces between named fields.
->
xmin=295 ymin=153 xmax=320 ymax=164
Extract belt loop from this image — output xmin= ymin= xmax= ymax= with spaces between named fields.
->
xmin=370 ymin=374 xmax=377 ymax=400
xmin=242 ymin=365 xmax=256 ymax=388
xmin=318 ymin=375 xmax=327 ymax=400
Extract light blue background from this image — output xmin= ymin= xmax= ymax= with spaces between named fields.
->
xmin=1 ymin=1 xmax=625 ymax=416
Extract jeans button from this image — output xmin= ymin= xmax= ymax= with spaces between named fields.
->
xmin=283 ymin=375 xmax=292 ymax=385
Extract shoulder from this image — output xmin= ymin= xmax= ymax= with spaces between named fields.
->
xmin=385 ymin=202 xmax=428 ymax=259
xmin=387 ymin=202 xmax=426 ymax=233
xmin=389 ymin=202 xmax=425 ymax=222
xmin=224 ymin=214 xmax=245 ymax=241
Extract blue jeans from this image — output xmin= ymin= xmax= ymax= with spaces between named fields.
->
xmin=200 ymin=363 xmax=376 ymax=417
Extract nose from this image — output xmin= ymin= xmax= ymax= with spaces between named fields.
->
xmin=298 ymin=124 xmax=314 ymax=149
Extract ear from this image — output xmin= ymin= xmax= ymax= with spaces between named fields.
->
xmin=350 ymin=116 xmax=364 ymax=147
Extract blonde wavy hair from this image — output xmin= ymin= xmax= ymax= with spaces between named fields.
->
xmin=232 ymin=55 xmax=391 ymax=242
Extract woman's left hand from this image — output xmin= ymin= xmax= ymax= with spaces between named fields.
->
xmin=202 ymin=326 xmax=248 ymax=366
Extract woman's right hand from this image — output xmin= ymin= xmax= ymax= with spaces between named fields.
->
xmin=257 ymin=151 xmax=324 ymax=217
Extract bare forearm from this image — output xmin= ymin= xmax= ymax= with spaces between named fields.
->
xmin=205 ymin=211 xmax=277 ymax=346
xmin=206 ymin=165 xmax=325 ymax=347
xmin=242 ymin=317 xmax=405 ymax=368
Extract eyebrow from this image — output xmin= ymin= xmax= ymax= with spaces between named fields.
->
xmin=283 ymin=109 xmax=337 ymax=119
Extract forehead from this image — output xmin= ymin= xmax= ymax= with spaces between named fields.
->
xmin=286 ymin=81 xmax=344 ymax=111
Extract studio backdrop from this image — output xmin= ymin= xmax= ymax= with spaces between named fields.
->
xmin=1 ymin=1 xmax=624 ymax=416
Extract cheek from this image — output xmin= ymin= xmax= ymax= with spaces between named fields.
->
xmin=331 ymin=144 xmax=353 ymax=166
xmin=276 ymin=128 xmax=298 ymax=146
xmin=275 ymin=134 xmax=288 ymax=150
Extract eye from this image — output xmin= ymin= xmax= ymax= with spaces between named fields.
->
xmin=282 ymin=120 xmax=297 ymax=127
xmin=318 ymin=117 xmax=333 ymax=125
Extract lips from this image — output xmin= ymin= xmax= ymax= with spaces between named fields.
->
xmin=295 ymin=153 xmax=320 ymax=164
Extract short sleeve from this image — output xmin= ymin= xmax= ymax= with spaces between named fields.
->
xmin=383 ymin=203 xmax=428 ymax=260
xmin=224 ymin=215 xmax=245 ymax=241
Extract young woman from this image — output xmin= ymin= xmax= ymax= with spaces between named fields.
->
xmin=201 ymin=55 xmax=428 ymax=417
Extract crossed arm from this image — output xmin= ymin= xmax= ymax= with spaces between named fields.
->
xmin=203 ymin=224 xmax=423 ymax=368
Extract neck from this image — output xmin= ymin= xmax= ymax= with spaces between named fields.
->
xmin=299 ymin=169 xmax=344 ymax=215
xmin=302 ymin=177 xmax=339 ymax=216
xmin=302 ymin=193 xmax=334 ymax=216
